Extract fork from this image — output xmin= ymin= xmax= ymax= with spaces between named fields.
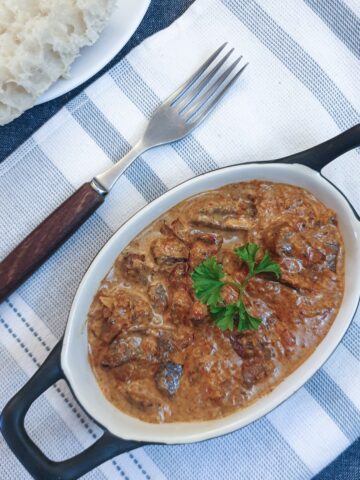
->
xmin=0 ymin=44 xmax=248 ymax=303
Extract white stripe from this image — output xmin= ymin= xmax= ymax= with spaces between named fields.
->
xmin=33 ymin=106 xmax=75 ymax=147
xmin=34 ymin=113 xmax=112 ymax=187
xmin=268 ymin=388 xmax=350 ymax=473
xmin=1 ymin=294 xmax=58 ymax=351
xmin=323 ymin=343 xmax=360 ymax=411
xmin=322 ymin=151 xmax=360 ymax=214
xmin=99 ymin=180 xmax=147 ymax=232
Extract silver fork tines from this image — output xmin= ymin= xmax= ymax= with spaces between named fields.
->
xmin=167 ymin=42 xmax=228 ymax=105
xmin=187 ymin=61 xmax=248 ymax=125
xmin=174 ymin=48 xmax=235 ymax=113
xmin=94 ymin=44 xmax=248 ymax=192
xmin=183 ymin=55 xmax=244 ymax=121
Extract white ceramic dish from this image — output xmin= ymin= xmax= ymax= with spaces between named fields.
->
xmin=62 ymin=163 xmax=360 ymax=444
xmin=37 ymin=0 xmax=151 ymax=104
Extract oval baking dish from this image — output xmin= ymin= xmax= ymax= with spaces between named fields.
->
xmin=1 ymin=125 xmax=360 ymax=480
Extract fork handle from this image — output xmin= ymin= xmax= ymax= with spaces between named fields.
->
xmin=0 ymin=182 xmax=105 ymax=303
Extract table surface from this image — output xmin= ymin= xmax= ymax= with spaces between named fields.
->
xmin=0 ymin=0 xmax=358 ymax=478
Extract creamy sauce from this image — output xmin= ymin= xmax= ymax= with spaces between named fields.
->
xmin=88 ymin=181 xmax=345 ymax=423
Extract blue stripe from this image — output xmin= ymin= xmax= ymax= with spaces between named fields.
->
xmin=68 ymin=92 xmax=167 ymax=202
xmin=5 ymin=300 xmax=51 ymax=352
xmin=109 ymin=59 xmax=218 ymax=174
xmin=221 ymin=0 xmax=360 ymax=131
xmin=304 ymin=0 xmax=360 ymax=60
xmin=146 ymin=417 xmax=311 ymax=480
xmin=306 ymin=369 xmax=360 ymax=441
xmin=342 ymin=319 xmax=360 ymax=361
xmin=110 ymin=60 xmax=159 ymax=120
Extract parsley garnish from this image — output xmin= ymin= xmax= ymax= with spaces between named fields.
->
xmin=191 ymin=243 xmax=281 ymax=332
xmin=191 ymin=256 xmax=224 ymax=305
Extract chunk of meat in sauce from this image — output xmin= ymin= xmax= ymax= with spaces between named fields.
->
xmin=230 ymin=331 xmax=275 ymax=387
xmin=101 ymin=333 xmax=158 ymax=368
xmin=256 ymin=183 xmax=333 ymax=229
xmin=190 ymin=301 xmax=209 ymax=325
xmin=185 ymin=331 xmax=243 ymax=404
xmin=261 ymin=221 xmax=341 ymax=290
xmin=161 ymin=218 xmax=224 ymax=269
xmin=189 ymin=192 xmax=257 ymax=231
xmin=221 ymin=285 xmax=239 ymax=304
xmin=168 ymin=269 xmax=193 ymax=294
xmin=113 ymin=360 xmax=158 ymax=382
xmin=263 ymin=223 xmax=340 ymax=267
xmin=89 ymin=291 xmax=152 ymax=343
xmin=163 ymin=218 xmax=224 ymax=247
xmin=221 ymin=250 xmax=243 ymax=275
xmin=157 ymin=326 xmax=194 ymax=362
xmin=118 ymin=253 xmax=151 ymax=285
xmin=189 ymin=235 xmax=222 ymax=269
xmin=169 ymin=288 xmax=193 ymax=324
xmin=161 ymin=219 xmax=190 ymax=243
xmin=125 ymin=380 xmax=167 ymax=412
xmin=155 ymin=362 xmax=183 ymax=396
xmin=151 ymin=236 xmax=189 ymax=269
xmin=262 ymin=222 xmax=297 ymax=257
xmin=314 ymin=224 xmax=341 ymax=273
xmin=169 ymin=262 xmax=189 ymax=280
xmin=148 ymin=282 xmax=168 ymax=313
xmin=242 ymin=362 xmax=274 ymax=388
xmin=275 ymin=323 xmax=296 ymax=354
xmin=230 ymin=331 xmax=273 ymax=360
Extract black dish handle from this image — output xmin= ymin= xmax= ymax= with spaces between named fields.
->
xmin=273 ymin=123 xmax=360 ymax=171
xmin=0 ymin=340 xmax=147 ymax=480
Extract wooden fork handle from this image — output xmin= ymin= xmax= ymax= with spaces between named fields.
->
xmin=0 ymin=183 xmax=105 ymax=303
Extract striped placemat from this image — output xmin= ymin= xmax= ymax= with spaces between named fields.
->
xmin=0 ymin=0 xmax=359 ymax=478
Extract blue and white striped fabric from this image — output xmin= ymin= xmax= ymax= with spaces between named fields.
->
xmin=1 ymin=1 xmax=359 ymax=478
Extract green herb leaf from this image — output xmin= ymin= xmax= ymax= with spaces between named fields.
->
xmin=234 ymin=243 xmax=259 ymax=275
xmin=237 ymin=301 xmax=262 ymax=331
xmin=191 ymin=257 xmax=225 ymax=306
xmin=254 ymin=250 xmax=281 ymax=279
xmin=210 ymin=304 xmax=237 ymax=331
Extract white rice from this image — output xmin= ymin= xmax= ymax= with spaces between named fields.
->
xmin=0 ymin=0 xmax=116 ymax=125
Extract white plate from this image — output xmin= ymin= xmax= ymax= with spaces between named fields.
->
xmin=37 ymin=0 xmax=150 ymax=104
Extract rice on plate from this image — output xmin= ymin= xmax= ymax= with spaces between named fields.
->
xmin=0 ymin=0 xmax=116 ymax=125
